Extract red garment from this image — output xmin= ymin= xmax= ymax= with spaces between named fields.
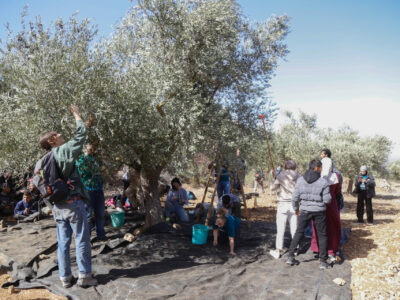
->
xmin=310 ymin=182 xmax=341 ymax=255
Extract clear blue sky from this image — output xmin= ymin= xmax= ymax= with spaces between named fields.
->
xmin=1 ymin=0 xmax=400 ymax=158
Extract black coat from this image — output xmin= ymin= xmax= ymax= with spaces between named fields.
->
xmin=354 ymin=173 xmax=376 ymax=198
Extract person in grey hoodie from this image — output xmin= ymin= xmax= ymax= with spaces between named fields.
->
xmin=269 ymin=160 xmax=300 ymax=259
xmin=286 ymin=159 xmax=332 ymax=269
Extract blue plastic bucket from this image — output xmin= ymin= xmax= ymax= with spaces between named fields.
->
xmin=110 ymin=211 xmax=125 ymax=228
xmin=192 ymin=224 xmax=209 ymax=245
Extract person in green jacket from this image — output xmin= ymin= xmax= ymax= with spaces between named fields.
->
xmin=76 ymin=143 xmax=107 ymax=240
xmin=38 ymin=105 xmax=97 ymax=288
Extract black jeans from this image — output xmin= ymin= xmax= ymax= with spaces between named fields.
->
xmin=357 ymin=191 xmax=373 ymax=223
xmin=288 ymin=210 xmax=328 ymax=261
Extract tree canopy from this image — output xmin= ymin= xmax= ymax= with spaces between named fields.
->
xmin=0 ymin=0 xmax=290 ymax=225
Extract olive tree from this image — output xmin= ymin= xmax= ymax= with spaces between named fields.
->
xmin=270 ymin=111 xmax=392 ymax=192
xmin=388 ymin=160 xmax=400 ymax=181
xmin=271 ymin=111 xmax=320 ymax=173
xmin=97 ymin=0 xmax=289 ymax=228
xmin=0 ymin=0 xmax=290 ymax=229
xmin=320 ymin=126 xmax=392 ymax=192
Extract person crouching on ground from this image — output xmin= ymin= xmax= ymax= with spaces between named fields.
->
xmin=269 ymin=160 xmax=300 ymax=259
xmin=14 ymin=190 xmax=40 ymax=222
xmin=165 ymin=177 xmax=189 ymax=223
xmin=38 ymin=105 xmax=96 ymax=288
xmin=286 ymin=159 xmax=332 ymax=269
xmin=213 ymin=208 xmax=240 ymax=256
xmin=217 ymin=193 xmax=241 ymax=218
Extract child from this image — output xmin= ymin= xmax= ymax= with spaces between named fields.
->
xmin=14 ymin=190 xmax=39 ymax=222
xmin=213 ymin=208 xmax=240 ymax=256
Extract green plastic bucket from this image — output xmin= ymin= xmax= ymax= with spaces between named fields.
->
xmin=192 ymin=224 xmax=209 ymax=245
xmin=110 ymin=211 xmax=125 ymax=228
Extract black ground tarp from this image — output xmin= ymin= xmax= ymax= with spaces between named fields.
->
xmin=0 ymin=212 xmax=351 ymax=300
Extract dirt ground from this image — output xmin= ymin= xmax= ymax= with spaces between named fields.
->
xmin=1 ymin=181 xmax=400 ymax=299
xmin=189 ymin=183 xmax=400 ymax=300
xmin=0 ymin=268 xmax=67 ymax=300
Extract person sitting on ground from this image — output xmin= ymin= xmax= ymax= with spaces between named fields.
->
xmin=0 ymin=183 xmax=14 ymax=227
xmin=14 ymin=190 xmax=40 ymax=222
xmin=286 ymin=159 xmax=332 ymax=269
xmin=269 ymin=160 xmax=300 ymax=259
xmin=28 ymin=179 xmax=53 ymax=214
xmin=213 ymin=208 xmax=240 ymax=256
xmin=165 ymin=177 xmax=189 ymax=223
xmin=217 ymin=193 xmax=241 ymax=218
xmin=354 ymin=165 xmax=375 ymax=224
xmin=0 ymin=183 xmax=14 ymax=215
xmin=28 ymin=180 xmax=41 ymax=202
xmin=0 ymin=170 xmax=16 ymax=199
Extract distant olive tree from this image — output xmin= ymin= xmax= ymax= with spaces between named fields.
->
xmin=388 ymin=160 xmax=400 ymax=181
xmin=270 ymin=112 xmax=392 ymax=192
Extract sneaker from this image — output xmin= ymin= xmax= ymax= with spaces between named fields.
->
xmin=269 ymin=249 xmax=281 ymax=259
xmin=367 ymin=222 xmax=374 ymax=226
xmin=77 ymin=276 xmax=98 ymax=288
xmin=328 ymin=255 xmax=336 ymax=264
xmin=61 ymin=275 xmax=73 ymax=288
xmin=286 ymin=256 xmax=299 ymax=266
xmin=320 ymin=260 xmax=331 ymax=269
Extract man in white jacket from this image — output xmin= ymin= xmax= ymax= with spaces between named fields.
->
xmin=269 ymin=160 xmax=300 ymax=259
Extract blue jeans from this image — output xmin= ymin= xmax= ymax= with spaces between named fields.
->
xmin=88 ymin=190 xmax=106 ymax=238
xmin=165 ymin=201 xmax=189 ymax=222
xmin=217 ymin=180 xmax=231 ymax=199
xmin=53 ymin=200 xmax=92 ymax=280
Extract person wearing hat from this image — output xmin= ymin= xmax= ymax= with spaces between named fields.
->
xmin=354 ymin=166 xmax=375 ymax=224
xmin=165 ymin=177 xmax=189 ymax=223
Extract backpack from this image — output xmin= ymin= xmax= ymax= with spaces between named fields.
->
xmin=32 ymin=151 xmax=79 ymax=204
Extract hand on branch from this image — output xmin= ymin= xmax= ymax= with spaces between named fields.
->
xmin=70 ymin=105 xmax=82 ymax=121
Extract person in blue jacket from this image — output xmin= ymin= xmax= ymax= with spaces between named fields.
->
xmin=14 ymin=190 xmax=39 ymax=222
